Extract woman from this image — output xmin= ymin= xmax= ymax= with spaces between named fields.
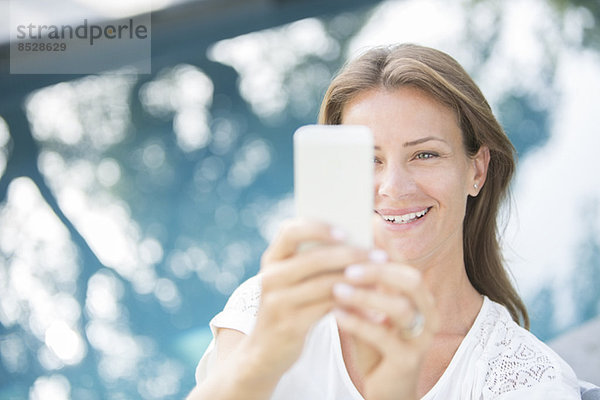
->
xmin=187 ymin=44 xmax=579 ymax=399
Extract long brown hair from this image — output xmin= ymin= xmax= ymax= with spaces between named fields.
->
xmin=318 ymin=43 xmax=529 ymax=328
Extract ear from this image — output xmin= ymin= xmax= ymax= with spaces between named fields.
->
xmin=469 ymin=145 xmax=490 ymax=197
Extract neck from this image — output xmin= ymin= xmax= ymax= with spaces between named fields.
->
xmin=426 ymin=268 xmax=482 ymax=336
xmin=418 ymin=247 xmax=483 ymax=336
xmin=401 ymin=231 xmax=483 ymax=336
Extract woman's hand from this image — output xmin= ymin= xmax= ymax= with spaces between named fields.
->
xmin=247 ymin=218 xmax=372 ymax=381
xmin=333 ymin=261 xmax=439 ymax=400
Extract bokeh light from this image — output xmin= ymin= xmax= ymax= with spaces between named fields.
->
xmin=0 ymin=116 xmax=10 ymax=179
xmin=1 ymin=0 xmax=599 ymax=398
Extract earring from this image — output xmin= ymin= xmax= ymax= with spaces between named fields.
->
xmin=473 ymin=183 xmax=478 ymax=190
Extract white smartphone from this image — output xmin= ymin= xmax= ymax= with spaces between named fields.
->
xmin=293 ymin=124 xmax=374 ymax=248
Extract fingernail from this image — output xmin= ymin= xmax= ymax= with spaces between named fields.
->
xmin=333 ymin=308 xmax=350 ymax=321
xmin=369 ymin=249 xmax=388 ymax=263
xmin=365 ymin=309 xmax=387 ymax=324
xmin=330 ymin=227 xmax=347 ymax=241
xmin=403 ymin=268 xmax=422 ymax=286
xmin=345 ymin=264 xmax=365 ymax=280
xmin=333 ymin=283 xmax=354 ymax=299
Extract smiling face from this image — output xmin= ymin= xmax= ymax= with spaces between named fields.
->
xmin=342 ymin=87 xmax=488 ymax=269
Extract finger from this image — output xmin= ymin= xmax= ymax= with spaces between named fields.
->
xmin=371 ymin=265 xmax=437 ymax=335
xmin=262 ymin=272 xmax=343 ymax=312
xmin=291 ymin=301 xmax=335 ymax=333
xmin=256 ymin=284 xmax=337 ymax=349
xmin=344 ymin=262 xmax=422 ymax=294
xmin=261 ymin=299 xmax=336 ymax=338
xmin=344 ymin=263 xmax=428 ymax=313
xmin=263 ymin=244 xmax=369 ymax=288
xmin=343 ymin=264 xmax=438 ymax=334
xmin=332 ymin=283 xmax=415 ymax=329
xmin=334 ymin=308 xmax=405 ymax=355
xmin=262 ymin=219 xmax=346 ymax=263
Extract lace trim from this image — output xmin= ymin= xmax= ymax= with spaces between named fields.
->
xmin=223 ymin=275 xmax=262 ymax=318
xmin=478 ymin=300 xmax=558 ymax=396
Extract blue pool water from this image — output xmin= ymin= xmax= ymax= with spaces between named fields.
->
xmin=1 ymin=1 xmax=599 ymax=399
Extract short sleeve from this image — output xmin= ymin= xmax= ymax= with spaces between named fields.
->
xmin=482 ymin=334 xmax=580 ymax=399
xmin=478 ymin=301 xmax=581 ymax=400
xmin=494 ymin=380 xmax=580 ymax=400
xmin=195 ymin=275 xmax=262 ymax=384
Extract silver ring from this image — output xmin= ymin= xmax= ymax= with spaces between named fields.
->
xmin=403 ymin=311 xmax=425 ymax=339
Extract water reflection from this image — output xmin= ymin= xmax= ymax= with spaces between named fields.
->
xmin=29 ymin=374 xmax=71 ymax=400
xmin=0 ymin=116 xmax=10 ymax=179
xmin=86 ymin=270 xmax=124 ymax=321
xmin=17 ymin=68 xmax=196 ymax=397
xmin=0 ymin=178 xmax=81 ymax=375
xmin=0 ymin=333 xmax=27 ymax=374
xmin=504 ymin=47 xmax=600 ymax=334
xmin=26 ymin=72 xmax=136 ymax=149
xmin=34 ymin=141 xmax=162 ymax=298
xmin=208 ymin=18 xmax=339 ymax=120
xmin=1 ymin=0 xmax=599 ymax=398
xmin=45 ymin=321 xmax=86 ymax=365
xmin=139 ymin=64 xmax=214 ymax=152
xmin=228 ymin=139 xmax=272 ymax=188
xmin=96 ymin=158 xmax=121 ymax=187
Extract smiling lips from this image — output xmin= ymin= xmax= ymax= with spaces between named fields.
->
xmin=377 ymin=207 xmax=431 ymax=224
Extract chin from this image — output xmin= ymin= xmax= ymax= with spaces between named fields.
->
xmin=390 ymin=249 xmax=428 ymax=266
xmin=375 ymin=236 xmax=430 ymax=266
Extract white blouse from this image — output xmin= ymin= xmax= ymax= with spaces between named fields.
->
xmin=195 ymin=275 xmax=580 ymax=399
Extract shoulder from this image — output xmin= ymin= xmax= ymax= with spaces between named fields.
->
xmin=206 ymin=274 xmax=263 ymax=336
xmin=195 ymin=275 xmax=264 ymax=384
xmin=222 ymin=274 xmax=263 ymax=317
xmin=474 ymin=298 xmax=579 ymax=398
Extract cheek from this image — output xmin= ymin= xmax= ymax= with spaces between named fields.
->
xmin=438 ymin=182 xmax=471 ymax=225
xmin=420 ymin=169 xmax=470 ymax=211
xmin=418 ymin=167 xmax=457 ymax=191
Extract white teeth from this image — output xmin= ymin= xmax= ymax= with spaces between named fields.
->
xmin=383 ymin=208 xmax=429 ymax=224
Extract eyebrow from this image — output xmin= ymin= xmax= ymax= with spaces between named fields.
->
xmin=373 ymin=136 xmax=449 ymax=150
xmin=403 ymin=136 xmax=448 ymax=147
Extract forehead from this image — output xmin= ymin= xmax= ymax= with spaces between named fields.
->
xmin=341 ymin=87 xmax=462 ymax=144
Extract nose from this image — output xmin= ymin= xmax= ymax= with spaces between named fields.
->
xmin=376 ymin=163 xmax=417 ymax=199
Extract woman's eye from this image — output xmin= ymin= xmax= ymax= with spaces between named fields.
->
xmin=374 ymin=156 xmax=383 ymax=164
xmin=415 ymin=152 xmax=438 ymax=160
